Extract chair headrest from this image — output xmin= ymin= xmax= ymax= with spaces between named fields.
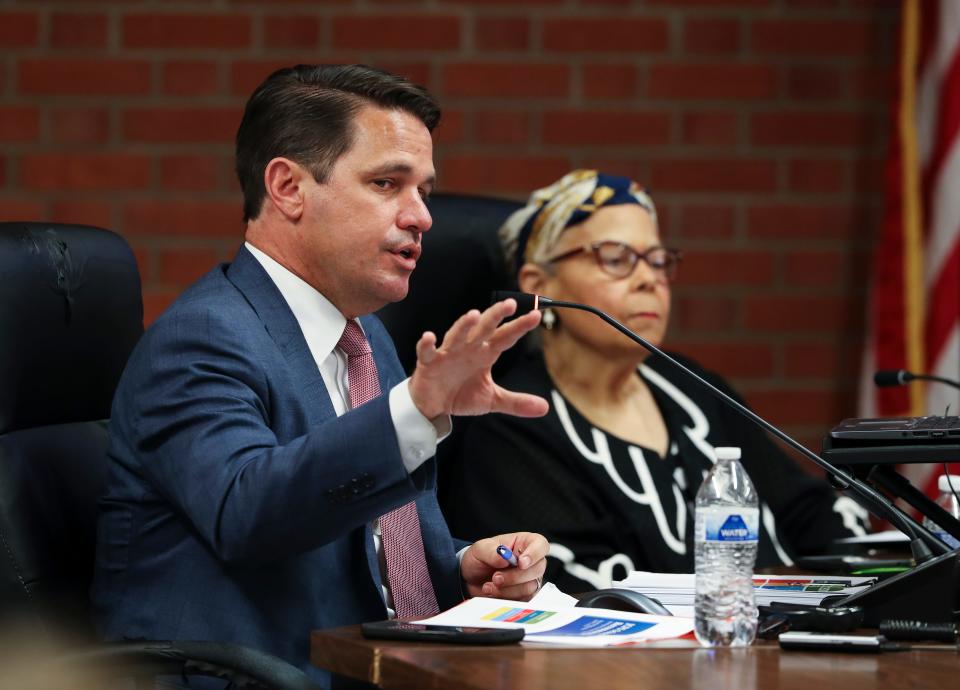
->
xmin=0 ymin=223 xmax=143 ymax=433
xmin=376 ymin=193 xmax=522 ymax=373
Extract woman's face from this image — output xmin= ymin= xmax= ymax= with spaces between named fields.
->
xmin=521 ymin=203 xmax=671 ymax=356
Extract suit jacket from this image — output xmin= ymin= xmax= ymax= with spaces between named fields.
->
xmin=92 ymin=247 xmax=465 ymax=687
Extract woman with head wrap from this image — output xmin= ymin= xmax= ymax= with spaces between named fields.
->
xmin=443 ymin=170 xmax=869 ymax=592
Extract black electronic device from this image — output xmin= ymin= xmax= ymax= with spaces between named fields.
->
xmin=360 ymin=620 xmax=524 ymax=644
xmin=829 ymin=415 xmax=960 ymax=442
xmin=757 ymin=602 xmax=863 ymax=632
xmin=492 ymin=291 xmax=960 ymax=626
xmin=576 ymin=588 xmax=672 ymax=616
xmin=778 ymin=631 xmax=887 ymax=653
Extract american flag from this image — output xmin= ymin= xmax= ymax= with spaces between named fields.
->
xmin=859 ymin=0 xmax=960 ymax=498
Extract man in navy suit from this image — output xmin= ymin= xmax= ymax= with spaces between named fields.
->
xmin=92 ymin=64 xmax=549 ymax=688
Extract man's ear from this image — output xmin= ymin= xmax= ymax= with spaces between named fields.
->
xmin=263 ymin=157 xmax=306 ymax=221
xmin=518 ymin=262 xmax=551 ymax=296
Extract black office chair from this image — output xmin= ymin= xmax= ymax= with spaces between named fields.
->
xmin=0 ymin=222 xmax=319 ymax=689
xmin=376 ymin=193 xmax=525 ymax=512
xmin=376 ymin=192 xmax=524 ymax=374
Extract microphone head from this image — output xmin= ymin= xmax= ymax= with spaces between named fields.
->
xmin=490 ymin=291 xmax=549 ymax=315
xmin=873 ymin=369 xmax=913 ymax=387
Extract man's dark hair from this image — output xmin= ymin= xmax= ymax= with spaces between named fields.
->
xmin=235 ymin=64 xmax=441 ymax=222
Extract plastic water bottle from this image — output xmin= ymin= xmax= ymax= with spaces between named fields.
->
xmin=922 ymin=475 xmax=960 ymax=549
xmin=694 ymin=446 xmax=759 ymax=647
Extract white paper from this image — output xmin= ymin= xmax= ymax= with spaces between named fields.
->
xmin=414 ymin=596 xmax=694 ymax=647
xmin=614 ymin=572 xmax=876 ymax=607
xmin=834 ymin=529 xmax=909 ymax=545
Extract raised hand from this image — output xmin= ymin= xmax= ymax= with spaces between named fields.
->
xmin=407 ymin=298 xmax=549 ymax=420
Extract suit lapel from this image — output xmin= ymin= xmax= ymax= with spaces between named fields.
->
xmin=225 ymin=246 xmax=335 ymax=422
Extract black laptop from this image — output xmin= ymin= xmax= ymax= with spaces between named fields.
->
xmin=823 ymin=415 xmax=960 ymax=465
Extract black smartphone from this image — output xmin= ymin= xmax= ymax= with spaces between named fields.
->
xmin=778 ymin=631 xmax=884 ymax=653
xmin=361 ymin=620 xmax=524 ymax=645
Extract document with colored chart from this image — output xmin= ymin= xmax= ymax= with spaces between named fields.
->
xmin=414 ymin=595 xmax=694 ymax=647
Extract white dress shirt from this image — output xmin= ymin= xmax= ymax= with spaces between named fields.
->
xmin=245 ymin=242 xmax=454 ymax=614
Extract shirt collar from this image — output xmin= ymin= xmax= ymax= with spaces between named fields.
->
xmin=245 ymin=241 xmax=346 ymax=361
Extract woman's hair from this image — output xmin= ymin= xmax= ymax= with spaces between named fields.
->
xmin=499 ymin=169 xmax=657 ymax=273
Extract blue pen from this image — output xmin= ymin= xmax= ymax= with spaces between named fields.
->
xmin=496 ymin=544 xmax=519 ymax=567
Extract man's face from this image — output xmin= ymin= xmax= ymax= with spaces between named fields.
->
xmin=294 ymin=105 xmax=435 ymax=317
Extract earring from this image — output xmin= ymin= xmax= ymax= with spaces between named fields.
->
xmin=541 ymin=308 xmax=556 ymax=330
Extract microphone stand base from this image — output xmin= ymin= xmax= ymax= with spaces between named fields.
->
xmin=821 ymin=549 xmax=960 ymax=626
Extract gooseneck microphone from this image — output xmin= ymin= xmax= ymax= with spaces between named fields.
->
xmin=493 ymin=290 xmax=948 ymax=562
xmin=874 ymin=369 xmax=960 ymax=391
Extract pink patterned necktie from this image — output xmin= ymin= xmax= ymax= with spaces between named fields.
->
xmin=337 ymin=319 xmax=440 ymax=619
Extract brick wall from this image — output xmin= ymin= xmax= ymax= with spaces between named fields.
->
xmin=0 ymin=0 xmax=899 ymax=448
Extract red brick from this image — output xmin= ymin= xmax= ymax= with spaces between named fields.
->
xmin=432 ymin=108 xmax=465 ymax=145
xmin=163 ymin=61 xmax=220 ymax=96
xmin=51 ymin=201 xmax=113 ymax=229
xmin=442 ymin=63 xmax=569 ymax=99
xmin=747 ymin=204 xmax=856 ymax=239
xmin=230 ymin=60 xmax=301 ymax=95
xmin=19 ymin=59 xmax=151 ymax=95
xmin=0 ymin=12 xmax=39 ymax=47
xmin=743 ymin=389 xmax=846 ymax=427
xmin=123 ymin=201 xmax=243 ymax=237
xmin=788 ymin=158 xmax=846 ymax=194
xmin=0 ymin=199 xmax=45 ymax=221
xmin=264 ymin=15 xmax=321 ymax=49
xmin=0 ymin=107 xmax=39 ymax=142
xmin=161 ymin=155 xmax=220 ymax=191
xmin=123 ymin=14 xmax=251 ymax=49
xmin=582 ymin=64 xmax=638 ymax=100
xmin=784 ymin=250 xmax=847 ymax=286
xmin=543 ymin=110 xmax=671 ymax=146
xmin=648 ymin=0 xmax=772 ymax=5
xmin=131 ymin=246 xmax=151 ymax=282
xmin=752 ymin=19 xmax=872 ymax=56
xmin=678 ymin=250 xmax=774 ymax=286
xmin=20 ymin=154 xmax=151 ymax=191
xmin=669 ymin=341 xmax=774 ymax=378
xmin=333 ymin=16 xmax=460 ymax=51
xmin=143 ymin=290 xmax=179 ymax=327
xmin=543 ymin=18 xmax=669 ymax=53
xmin=786 ymin=65 xmax=846 ymax=101
xmin=475 ymin=17 xmax=529 ymax=51
xmin=51 ymin=13 xmax=108 ymax=49
xmin=577 ymin=158 xmax=644 ymax=183
xmin=682 ymin=110 xmax=739 ymax=147
xmin=159 ymin=248 xmax=219 ymax=285
xmin=785 ymin=341 xmax=861 ymax=379
xmin=684 ymin=18 xmax=740 ymax=54
xmin=745 ymin=295 xmax=852 ymax=333
xmin=752 ymin=111 xmax=867 ymax=148
xmin=678 ymin=204 xmax=736 ymax=240
xmin=439 ymin=154 xmax=570 ymax=195
xmin=651 ymin=158 xmax=778 ymax=193
xmin=51 ymin=107 xmax=110 ymax=144
xmin=439 ymin=0 xmax=560 ymax=4
xmin=650 ymin=63 xmax=777 ymax=100
xmin=123 ymin=108 xmax=241 ymax=143
xmin=476 ymin=110 xmax=530 ymax=145
xmin=849 ymin=64 xmax=894 ymax=100
xmin=672 ymin=295 xmax=740 ymax=331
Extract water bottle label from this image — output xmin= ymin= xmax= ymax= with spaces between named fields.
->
xmin=698 ymin=507 xmax=759 ymax=542
xmin=933 ymin=530 xmax=960 ymax=549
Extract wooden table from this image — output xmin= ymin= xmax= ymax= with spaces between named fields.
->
xmin=311 ymin=625 xmax=958 ymax=690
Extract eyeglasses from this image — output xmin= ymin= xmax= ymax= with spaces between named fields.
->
xmin=546 ymin=241 xmax=682 ymax=281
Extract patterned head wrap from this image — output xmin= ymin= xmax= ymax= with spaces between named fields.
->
xmin=500 ymin=169 xmax=657 ymax=273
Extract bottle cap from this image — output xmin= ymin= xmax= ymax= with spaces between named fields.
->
xmin=713 ymin=447 xmax=741 ymax=461
xmin=937 ymin=475 xmax=960 ymax=493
